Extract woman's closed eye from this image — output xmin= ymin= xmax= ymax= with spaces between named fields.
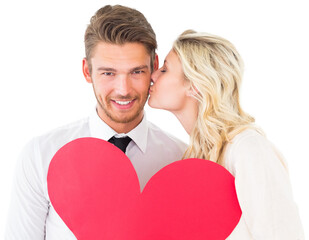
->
xmin=160 ymin=67 xmax=167 ymax=73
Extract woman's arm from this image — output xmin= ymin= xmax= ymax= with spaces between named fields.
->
xmin=226 ymin=130 xmax=304 ymax=240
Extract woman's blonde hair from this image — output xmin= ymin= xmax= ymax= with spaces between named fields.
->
xmin=173 ymin=30 xmax=257 ymax=165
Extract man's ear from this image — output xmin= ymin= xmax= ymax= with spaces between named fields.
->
xmin=82 ymin=58 xmax=92 ymax=83
xmin=153 ymin=54 xmax=159 ymax=71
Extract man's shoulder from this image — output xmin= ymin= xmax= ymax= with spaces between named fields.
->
xmin=34 ymin=117 xmax=90 ymax=150
xmin=16 ymin=117 xmax=91 ymax=178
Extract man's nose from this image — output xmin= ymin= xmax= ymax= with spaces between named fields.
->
xmin=116 ymin=74 xmax=131 ymax=95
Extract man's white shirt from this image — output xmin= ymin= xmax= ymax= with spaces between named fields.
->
xmin=5 ymin=109 xmax=187 ymax=239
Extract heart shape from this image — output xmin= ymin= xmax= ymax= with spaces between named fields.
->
xmin=47 ymin=137 xmax=241 ymax=239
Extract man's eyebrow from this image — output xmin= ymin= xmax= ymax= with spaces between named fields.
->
xmin=96 ymin=65 xmax=149 ymax=72
xmin=97 ymin=67 xmax=116 ymax=72
xmin=130 ymin=65 xmax=149 ymax=72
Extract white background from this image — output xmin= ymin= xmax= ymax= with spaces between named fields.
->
xmin=0 ymin=0 xmax=308 ymax=237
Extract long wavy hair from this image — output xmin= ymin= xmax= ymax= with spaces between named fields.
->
xmin=173 ymin=30 xmax=258 ymax=165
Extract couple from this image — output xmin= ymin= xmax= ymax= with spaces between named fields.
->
xmin=6 ymin=4 xmax=304 ymax=240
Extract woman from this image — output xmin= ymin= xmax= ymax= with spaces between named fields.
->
xmin=148 ymin=30 xmax=304 ymax=239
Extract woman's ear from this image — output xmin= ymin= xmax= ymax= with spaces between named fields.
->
xmin=186 ymin=85 xmax=200 ymax=97
xmin=82 ymin=58 xmax=92 ymax=83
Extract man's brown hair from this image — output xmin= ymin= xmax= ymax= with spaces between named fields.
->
xmin=84 ymin=5 xmax=157 ymax=73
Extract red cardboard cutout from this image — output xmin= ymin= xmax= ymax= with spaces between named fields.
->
xmin=47 ymin=137 xmax=241 ymax=240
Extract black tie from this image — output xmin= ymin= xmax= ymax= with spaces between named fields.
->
xmin=108 ymin=136 xmax=132 ymax=153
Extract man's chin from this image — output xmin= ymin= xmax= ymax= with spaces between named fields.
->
xmin=107 ymin=110 xmax=144 ymax=124
xmin=98 ymin=100 xmax=146 ymax=125
xmin=110 ymin=116 xmax=136 ymax=124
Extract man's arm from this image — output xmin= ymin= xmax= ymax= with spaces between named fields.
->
xmin=5 ymin=138 xmax=49 ymax=240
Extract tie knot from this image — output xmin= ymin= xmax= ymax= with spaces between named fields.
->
xmin=108 ymin=136 xmax=132 ymax=153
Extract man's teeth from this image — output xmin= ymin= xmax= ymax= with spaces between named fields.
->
xmin=115 ymin=100 xmax=132 ymax=105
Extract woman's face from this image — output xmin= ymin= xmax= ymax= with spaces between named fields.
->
xmin=148 ymin=50 xmax=189 ymax=112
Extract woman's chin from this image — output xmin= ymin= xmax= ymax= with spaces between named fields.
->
xmin=148 ymin=98 xmax=161 ymax=110
xmin=148 ymin=100 xmax=157 ymax=109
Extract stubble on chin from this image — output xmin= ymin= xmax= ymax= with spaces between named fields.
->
xmin=97 ymin=93 xmax=148 ymax=124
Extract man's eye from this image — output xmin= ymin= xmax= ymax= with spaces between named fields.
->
xmin=132 ymin=70 xmax=144 ymax=74
xmin=102 ymin=72 xmax=114 ymax=76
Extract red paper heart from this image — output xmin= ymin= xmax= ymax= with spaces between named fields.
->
xmin=47 ymin=138 xmax=241 ymax=240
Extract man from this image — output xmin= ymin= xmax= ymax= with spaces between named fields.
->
xmin=5 ymin=5 xmax=186 ymax=239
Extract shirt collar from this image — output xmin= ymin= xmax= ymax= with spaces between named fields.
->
xmin=89 ymin=107 xmax=148 ymax=153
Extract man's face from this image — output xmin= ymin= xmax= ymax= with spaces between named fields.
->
xmin=83 ymin=42 xmax=153 ymax=131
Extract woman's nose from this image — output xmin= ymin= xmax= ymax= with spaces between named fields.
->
xmin=151 ymin=69 xmax=159 ymax=83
